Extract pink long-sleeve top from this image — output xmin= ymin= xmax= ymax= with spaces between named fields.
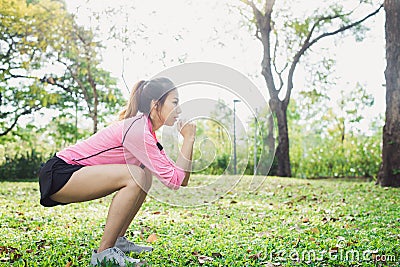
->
xmin=56 ymin=114 xmax=185 ymax=190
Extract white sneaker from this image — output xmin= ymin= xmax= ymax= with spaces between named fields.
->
xmin=90 ymin=247 xmax=140 ymax=266
xmin=115 ymin=236 xmax=153 ymax=253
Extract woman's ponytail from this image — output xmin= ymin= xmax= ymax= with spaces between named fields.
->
xmin=119 ymin=80 xmax=146 ymax=120
xmin=119 ymin=77 xmax=176 ymax=121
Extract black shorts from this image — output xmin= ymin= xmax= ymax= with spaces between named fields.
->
xmin=39 ymin=156 xmax=84 ymax=207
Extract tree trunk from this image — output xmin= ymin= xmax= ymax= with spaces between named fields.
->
xmin=88 ymin=60 xmax=98 ymax=134
xmin=378 ymin=0 xmax=400 ymax=187
xmin=92 ymin=88 xmax=98 ymax=134
xmin=270 ymin=99 xmax=292 ymax=177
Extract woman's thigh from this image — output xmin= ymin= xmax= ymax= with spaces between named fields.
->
xmin=50 ymin=164 xmax=145 ymax=204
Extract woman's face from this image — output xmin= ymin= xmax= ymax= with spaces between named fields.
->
xmin=155 ymin=89 xmax=181 ymax=126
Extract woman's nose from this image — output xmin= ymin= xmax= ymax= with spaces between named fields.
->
xmin=176 ymin=106 xmax=182 ymax=114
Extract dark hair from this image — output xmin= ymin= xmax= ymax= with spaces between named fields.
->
xmin=119 ymin=77 xmax=176 ymax=120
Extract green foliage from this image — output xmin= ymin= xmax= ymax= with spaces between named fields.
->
xmin=45 ymin=114 xmax=91 ymax=150
xmin=0 ymin=0 xmax=124 ymax=137
xmin=0 ymin=149 xmax=50 ymax=181
xmin=202 ymin=152 xmax=231 ymax=175
xmin=0 ymin=177 xmax=399 ymax=266
xmin=0 ymin=0 xmax=70 ymax=135
xmin=289 ymin=85 xmax=381 ymax=179
xmin=188 ymin=99 xmax=235 ymax=175
xmin=291 ymin=132 xmax=381 ymax=179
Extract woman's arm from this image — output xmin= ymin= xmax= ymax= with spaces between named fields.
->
xmin=176 ymin=121 xmax=196 ymax=186
xmin=179 ymin=138 xmax=193 ymax=186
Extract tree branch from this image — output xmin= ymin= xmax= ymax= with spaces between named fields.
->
xmin=0 ymin=68 xmax=37 ymax=81
xmin=283 ymin=3 xmax=383 ymax=108
xmin=40 ymin=75 xmax=73 ymax=94
xmin=246 ymin=0 xmax=278 ymax=99
xmin=309 ymin=4 xmax=383 ymax=49
xmin=272 ymin=29 xmax=288 ymax=91
xmin=0 ymin=105 xmax=42 ymax=136
xmin=58 ymin=59 xmax=93 ymax=116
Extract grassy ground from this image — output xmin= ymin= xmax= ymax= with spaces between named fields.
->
xmin=0 ymin=175 xmax=399 ymax=266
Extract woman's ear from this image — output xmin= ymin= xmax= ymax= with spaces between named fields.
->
xmin=150 ymin=99 xmax=158 ymax=112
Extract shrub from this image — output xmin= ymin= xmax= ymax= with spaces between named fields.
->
xmin=0 ymin=149 xmax=51 ymax=181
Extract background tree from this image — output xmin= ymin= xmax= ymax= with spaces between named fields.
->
xmin=378 ymin=0 xmax=400 ymax=187
xmin=0 ymin=0 xmax=66 ymax=136
xmin=0 ymin=0 xmax=123 ymax=137
xmin=241 ymin=0 xmax=383 ymax=177
xmin=43 ymin=17 xmax=123 ymax=134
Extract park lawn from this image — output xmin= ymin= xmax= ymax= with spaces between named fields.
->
xmin=0 ymin=176 xmax=399 ymax=267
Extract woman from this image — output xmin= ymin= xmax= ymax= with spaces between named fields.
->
xmin=38 ymin=77 xmax=196 ymax=266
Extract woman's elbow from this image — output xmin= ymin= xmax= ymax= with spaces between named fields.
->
xmin=181 ymin=173 xmax=190 ymax=186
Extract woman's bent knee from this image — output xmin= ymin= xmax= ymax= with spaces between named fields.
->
xmin=126 ymin=165 xmax=151 ymax=192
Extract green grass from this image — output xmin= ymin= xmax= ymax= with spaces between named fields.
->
xmin=0 ymin=176 xmax=399 ymax=266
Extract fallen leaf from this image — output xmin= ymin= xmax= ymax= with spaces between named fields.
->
xmin=302 ymin=218 xmax=310 ymax=223
xmin=65 ymin=261 xmax=72 ymax=267
xmin=296 ymin=196 xmax=307 ymax=202
xmin=249 ymin=252 xmax=262 ymax=259
xmin=259 ymin=261 xmax=276 ymax=266
xmin=212 ymin=252 xmax=222 ymax=258
xmin=146 ymin=233 xmax=158 ymax=243
xmin=310 ymin=228 xmax=320 ymax=234
xmin=197 ymin=255 xmax=214 ymax=264
xmin=152 ymin=211 xmax=161 ymax=215
xmin=230 ymin=200 xmax=238 ymax=204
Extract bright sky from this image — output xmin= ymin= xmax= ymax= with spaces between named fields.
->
xmin=65 ymin=0 xmax=386 ymax=134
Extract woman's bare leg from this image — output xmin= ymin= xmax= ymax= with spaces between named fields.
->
xmin=118 ymin=168 xmax=152 ymax=237
xmin=50 ymin=164 xmax=147 ymax=252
